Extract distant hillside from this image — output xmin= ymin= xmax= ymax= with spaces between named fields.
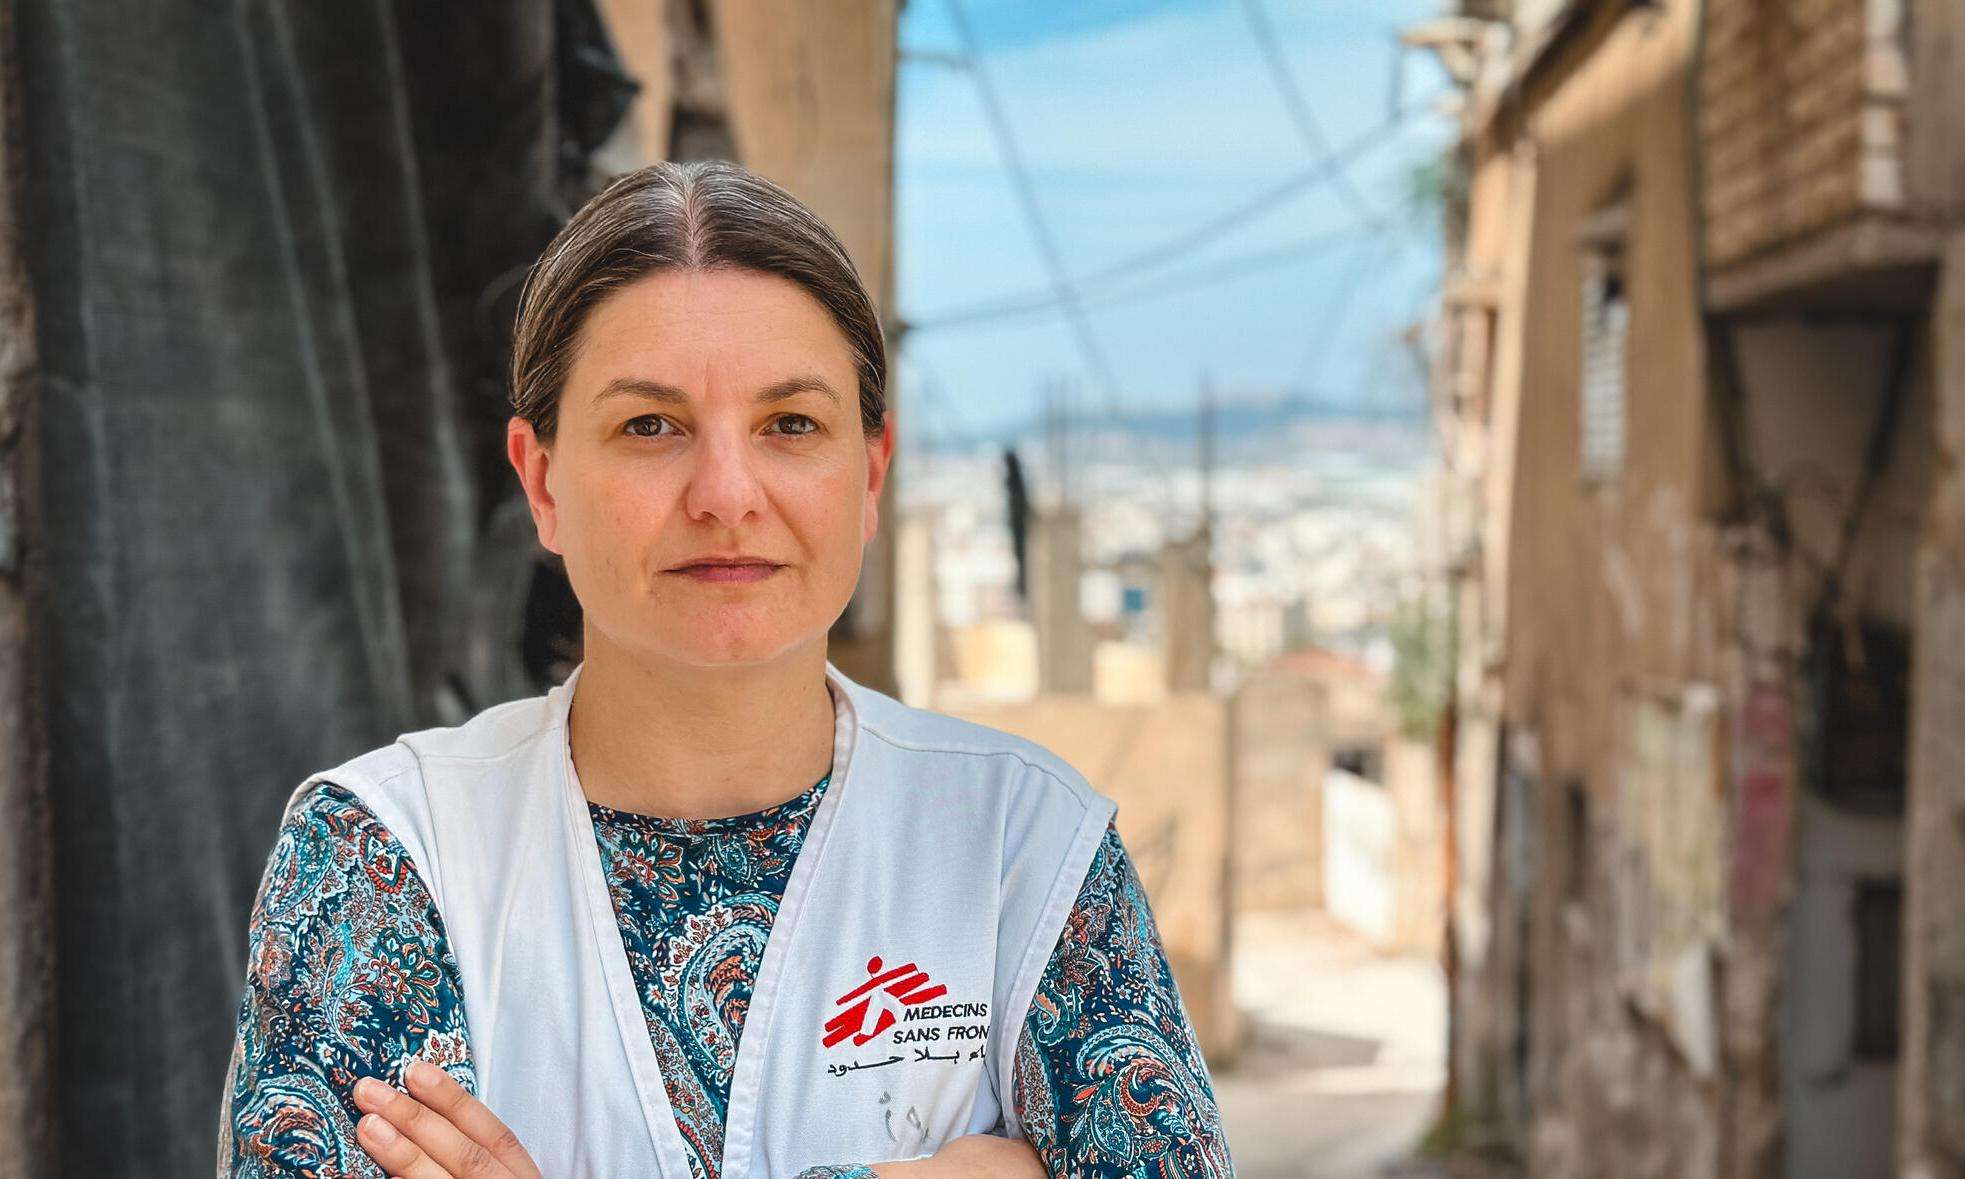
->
xmin=920 ymin=391 xmax=1430 ymax=466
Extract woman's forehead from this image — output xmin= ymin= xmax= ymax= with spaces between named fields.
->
xmin=568 ymin=270 xmax=855 ymax=397
xmin=589 ymin=269 xmax=840 ymax=342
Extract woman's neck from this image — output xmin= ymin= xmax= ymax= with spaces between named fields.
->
xmin=565 ymin=632 xmax=837 ymax=820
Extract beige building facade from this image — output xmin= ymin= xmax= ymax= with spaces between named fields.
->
xmin=1424 ymin=0 xmax=1965 ymax=1174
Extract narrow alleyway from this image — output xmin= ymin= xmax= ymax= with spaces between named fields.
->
xmin=1215 ymin=911 xmax=1447 ymax=1178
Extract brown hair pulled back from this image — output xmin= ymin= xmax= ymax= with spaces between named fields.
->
xmin=509 ymin=160 xmax=888 ymax=441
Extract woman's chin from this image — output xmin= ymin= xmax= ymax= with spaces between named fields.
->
xmin=656 ymin=626 xmax=814 ymax=669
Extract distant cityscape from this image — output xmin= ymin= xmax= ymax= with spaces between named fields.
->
xmin=902 ymin=393 xmax=1434 ymax=679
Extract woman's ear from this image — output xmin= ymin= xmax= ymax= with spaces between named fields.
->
xmin=863 ymin=411 xmax=896 ymax=542
xmin=507 ymin=416 xmax=563 ymax=554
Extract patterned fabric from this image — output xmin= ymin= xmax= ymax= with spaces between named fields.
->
xmin=224 ymin=784 xmax=475 ymax=1177
xmin=222 ymin=780 xmax=1231 ymax=1178
xmin=1013 ymin=827 xmax=1232 ymax=1178
xmin=586 ymin=777 xmax=829 ymax=1177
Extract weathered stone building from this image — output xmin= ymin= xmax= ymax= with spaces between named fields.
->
xmin=1419 ymin=0 xmax=1965 ymax=1174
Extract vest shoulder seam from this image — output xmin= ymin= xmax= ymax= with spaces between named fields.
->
xmin=327 ymin=763 xmax=415 ymax=793
xmin=398 ymin=703 xmax=557 ymax=764
xmin=857 ymin=723 xmax=1100 ymax=815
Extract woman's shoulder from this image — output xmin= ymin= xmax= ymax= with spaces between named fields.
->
xmin=293 ymin=687 xmax=563 ymax=812
xmin=395 ymin=689 xmax=560 ymax=761
xmin=843 ymin=680 xmax=1114 ymax=816
xmin=256 ymin=779 xmax=443 ymax=925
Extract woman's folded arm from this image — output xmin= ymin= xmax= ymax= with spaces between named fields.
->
xmin=222 ymin=794 xmax=1231 ymax=1178
xmin=221 ymin=783 xmax=477 ymax=1177
xmin=1012 ymin=821 xmax=1234 ymax=1178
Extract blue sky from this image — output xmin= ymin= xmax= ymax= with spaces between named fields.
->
xmin=894 ymin=0 xmax=1455 ymax=445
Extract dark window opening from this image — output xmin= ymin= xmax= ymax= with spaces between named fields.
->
xmin=1853 ymin=879 xmax=1903 ymax=1061
xmin=1563 ymin=780 xmax=1590 ymax=902
xmin=1803 ymin=616 xmax=1909 ymax=817
xmin=1332 ymin=745 xmax=1383 ymax=784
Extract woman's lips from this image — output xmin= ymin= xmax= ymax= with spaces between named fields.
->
xmin=669 ymin=562 xmax=782 ymax=583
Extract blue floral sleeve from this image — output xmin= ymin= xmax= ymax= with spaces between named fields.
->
xmin=220 ymin=783 xmax=477 ymax=1176
xmin=1012 ymin=821 xmax=1234 ymax=1177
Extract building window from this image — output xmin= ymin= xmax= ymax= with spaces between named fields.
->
xmin=1332 ymin=744 xmax=1383 ymax=784
xmin=1804 ymin=615 xmax=1909 ymax=817
xmin=1853 ymin=879 xmax=1902 ymax=1061
xmin=1579 ymin=198 xmax=1630 ymax=483
xmin=1563 ymin=780 xmax=1589 ymax=902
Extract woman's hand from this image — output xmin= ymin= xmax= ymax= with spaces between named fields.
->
xmin=351 ymin=1060 xmax=542 ymax=1178
xmin=350 ymin=1062 xmax=1040 ymax=1179
xmin=871 ymin=1133 xmax=1046 ymax=1178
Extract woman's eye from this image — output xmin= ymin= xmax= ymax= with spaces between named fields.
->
xmin=623 ymin=415 xmax=673 ymax=438
xmin=773 ymin=414 xmax=820 ymax=437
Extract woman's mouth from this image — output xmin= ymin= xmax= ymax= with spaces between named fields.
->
xmin=669 ymin=562 xmax=782 ymax=583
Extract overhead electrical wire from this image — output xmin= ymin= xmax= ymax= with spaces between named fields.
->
xmin=902 ymin=92 xmax=1442 ymax=334
xmin=905 ymin=2 xmax=1449 ymax=485
xmin=909 ymin=221 xmax=1401 ymax=332
xmin=1237 ymin=0 xmax=1390 ymax=232
xmin=940 ymin=0 xmax=1129 ymax=416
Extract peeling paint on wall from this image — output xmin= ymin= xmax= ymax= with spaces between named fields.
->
xmin=1614 ymin=684 xmax=1723 ymax=1074
xmin=1730 ymin=682 xmax=1792 ymax=924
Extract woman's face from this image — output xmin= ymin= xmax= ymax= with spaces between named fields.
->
xmin=507 ymin=267 xmax=894 ymax=670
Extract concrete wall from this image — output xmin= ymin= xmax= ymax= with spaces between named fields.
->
xmin=1452 ymin=3 xmax=1741 ymax=1171
xmin=1903 ymin=231 xmax=1965 ymax=1179
xmin=1441 ymin=124 xmax=1533 ymax=1149
xmin=1319 ymin=748 xmax=1442 ymax=958
xmin=1731 ymin=317 xmax=1928 ymax=1176
xmin=1324 ymin=768 xmax=1397 ymax=943
xmin=1444 ymin=0 xmax=1944 ymax=1171
xmin=1489 ymin=10 xmax=1738 ymax=1170
xmin=1030 ymin=507 xmax=1093 ymax=694
xmin=1230 ymin=653 xmax=1383 ymax=909
xmin=1386 ymin=737 xmax=1445 ymax=959
xmin=1230 ymin=670 xmax=1327 ymax=911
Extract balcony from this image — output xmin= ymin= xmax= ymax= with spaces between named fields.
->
xmin=1700 ymin=0 xmax=1960 ymax=312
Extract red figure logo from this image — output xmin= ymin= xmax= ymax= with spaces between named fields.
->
xmin=823 ymin=955 xmax=949 ymax=1048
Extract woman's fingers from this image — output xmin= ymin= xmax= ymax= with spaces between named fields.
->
xmin=354 ymin=1105 xmax=456 ymax=1179
xmin=352 ymin=1068 xmax=513 ymax=1178
xmin=402 ymin=1061 xmax=542 ymax=1178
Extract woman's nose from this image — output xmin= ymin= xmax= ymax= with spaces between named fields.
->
xmin=680 ymin=427 xmax=767 ymax=525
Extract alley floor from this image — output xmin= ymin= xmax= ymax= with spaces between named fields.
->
xmin=1214 ymin=910 xmax=1447 ymax=1178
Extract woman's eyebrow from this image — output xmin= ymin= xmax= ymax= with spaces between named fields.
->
xmin=594 ymin=375 xmax=841 ymax=407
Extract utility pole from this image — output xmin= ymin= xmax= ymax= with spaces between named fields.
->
xmin=1033 ymin=376 xmax=1091 ymax=694
xmin=1044 ymin=377 xmax=1072 ymax=511
xmin=1164 ymin=376 xmax=1220 ymax=694
xmin=1200 ymin=373 xmax=1216 ymax=546
xmin=1199 ymin=373 xmax=1219 ymax=682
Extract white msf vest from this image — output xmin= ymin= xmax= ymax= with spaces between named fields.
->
xmin=266 ymin=660 xmax=1114 ymax=1178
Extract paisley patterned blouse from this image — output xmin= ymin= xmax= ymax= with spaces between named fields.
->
xmin=221 ymin=770 xmax=1232 ymax=1178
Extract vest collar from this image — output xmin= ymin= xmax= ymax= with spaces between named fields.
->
xmin=544 ymin=656 xmax=873 ymax=754
xmin=539 ymin=652 xmax=871 ymax=1179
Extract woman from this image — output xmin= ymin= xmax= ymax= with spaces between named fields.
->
xmin=220 ymin=160 xmax=1232 ymax=1178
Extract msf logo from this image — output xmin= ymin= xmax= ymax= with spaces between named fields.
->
xmin=823 ymin=956 xmax=949 ymax=1048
